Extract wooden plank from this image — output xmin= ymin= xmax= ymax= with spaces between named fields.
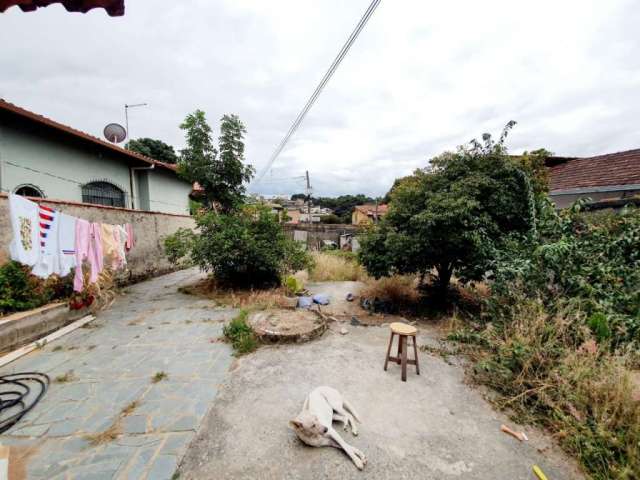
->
xmin=0 ymin=315 xmax=95 ymax=368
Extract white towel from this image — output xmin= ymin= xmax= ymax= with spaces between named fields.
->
xmin=8 ymin=194 xmax=40 ymax=266
xmin=31 ymin=205 xmax=60 ymax=278
xmin=58 ymin=213 xmax=78 ymax=277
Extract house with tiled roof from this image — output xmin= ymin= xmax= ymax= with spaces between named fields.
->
xmin=352 ymin=204 xmax=388 ymax=224
xmin=0 ymin=99 xmax=192 ymax=215
xmin=547 ymin=149 xmax=640 ymax=209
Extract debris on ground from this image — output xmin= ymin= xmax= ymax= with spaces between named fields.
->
xmin=340 ymin=327 xmax=348 ymax=335
xmin=501 ymin=424 xmax=528 ymax=442
xmin=346 ymin=293 xmax=355 ymax=302
xmin=312 ymin=294 xmax=330 ymax=305
xmin=297 ymin=296 xmax=313 ymax=309
xmin=350 ymin=316 xmax=361 ymax=326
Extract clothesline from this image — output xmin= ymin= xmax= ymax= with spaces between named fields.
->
xmin=8 ymin=194 xmax=136 ymax=293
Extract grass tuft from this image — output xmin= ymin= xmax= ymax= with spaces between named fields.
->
xmin=223 ymin=309 xmax=258 ymax=355
xmin=54 ymin=370 xmax=77 ymax=383
xmin=151 ymin=371 xmax=168 ymax=383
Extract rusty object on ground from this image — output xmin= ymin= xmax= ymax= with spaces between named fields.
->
xmin=500 ymin=424 xmax=529 ymax=442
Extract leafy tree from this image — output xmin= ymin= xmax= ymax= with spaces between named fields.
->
xmin=359 ymin=122 xmax=535 ymax=296
xmin=189 ymin=205 xmax=312 ymax=287
xmin=126 ymin=138 xmax=179 ymax=164
xmin=178 ymin=111 xmax=254 ymax=212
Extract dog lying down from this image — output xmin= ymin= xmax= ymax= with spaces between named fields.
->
xmin=289 ymin=386 xmax=367 ymax=470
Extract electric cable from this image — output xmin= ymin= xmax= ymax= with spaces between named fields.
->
xmin=253 ymin=0 xmax=383 ymax=186
xmin=0 ymin=372 xmax=50 ymax=434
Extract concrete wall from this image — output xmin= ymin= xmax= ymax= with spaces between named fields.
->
xmin=0 ymin=117 xmax=191 ymax=215
xmin=0 ymin=194 xmax=195 ymax=282
xmin=283 ymin=224 xmax=361 ymax=250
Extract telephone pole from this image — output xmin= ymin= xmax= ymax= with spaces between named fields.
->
xmin=305 ymin=170 xmax=312 ymax=223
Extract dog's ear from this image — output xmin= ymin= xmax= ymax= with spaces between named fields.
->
xmin=289 ymin=420 xmax=302 ymax=430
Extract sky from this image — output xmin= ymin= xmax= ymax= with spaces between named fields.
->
xmin=1 ymin=0 xmax=639 ymax=197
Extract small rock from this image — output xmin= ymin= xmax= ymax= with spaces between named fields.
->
xmin=345 ymin=293 xmax=355 ymax=302
xmin=340 ymin=327 xmax=348 ymax=335
xmin=350 ymin=316 xmax=361 ymax=326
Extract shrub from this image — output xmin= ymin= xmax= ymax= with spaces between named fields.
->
xmin=164 ymin=228 xmax=197 ymax=266
xmin=192 ymin=206 xmax=312 ymax=288
xmin=308 ymin=252 xmax=365 ymax=282
xmin=223 ymin=309 xmax=258 ymax=354
xmin=360 ymin=275 xmax=421 ymax=313
xmin=0 ymin=261 xmax=61 ymax=314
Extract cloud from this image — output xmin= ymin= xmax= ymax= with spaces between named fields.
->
xmin=1 ymin=0 xmax=639 ymax=197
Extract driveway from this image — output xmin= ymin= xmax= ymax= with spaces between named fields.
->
xmin=0 ymin=268 xmax=235 ymax=480
xmin=179 ymin=323 xmax=584 ymax=480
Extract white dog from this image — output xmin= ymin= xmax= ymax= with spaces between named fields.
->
xmin=289 ymin=386 xmax=367 ymax=470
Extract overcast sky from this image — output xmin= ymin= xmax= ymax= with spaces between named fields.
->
xmin=1 ymin=0 xmax=639 ymax=197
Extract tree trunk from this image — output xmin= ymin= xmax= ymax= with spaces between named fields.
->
xmin=436 ymin=264 xmax=452 ymax=298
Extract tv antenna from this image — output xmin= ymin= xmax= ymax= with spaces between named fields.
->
xmin=103 ymin=123 xmax=127 ymax=144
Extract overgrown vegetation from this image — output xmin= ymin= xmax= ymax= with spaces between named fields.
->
xmin=223 ymin=309 xmax=258 ymax=355
xmin=163 ymin=228 xmax=197 ymax=266
xmin=0 ymin=261 xmax=73 ymax=315
xmin=308 ymin=251 xmax=365 ymax=282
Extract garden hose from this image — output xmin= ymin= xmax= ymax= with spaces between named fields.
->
xmin=0 ymin=372 xmax=50 ymax=434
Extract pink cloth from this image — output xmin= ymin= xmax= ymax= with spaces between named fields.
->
xmin=73 ymin=220 xmax=104 ymax=292
xmin=125 ymin=223 xmax=134 ymax=251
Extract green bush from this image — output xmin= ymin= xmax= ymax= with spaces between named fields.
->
xmin=0 ymin=261 xmax=71 ymax=314
xmin=192 ymin=205 xmax=312 ymax=288
xmin=223 ymin=309 xmax=258 ymax=354
xmin=164 ymin=228 xmax=197 ymax=266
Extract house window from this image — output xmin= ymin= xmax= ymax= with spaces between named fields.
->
xmin=81 ymin=181 xmax=126 ymax=208
xmin=14 ymin=184 xmax=45 ymax=198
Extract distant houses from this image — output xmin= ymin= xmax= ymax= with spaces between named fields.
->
xmin=352 ymin=204 xmax=388 ymax=224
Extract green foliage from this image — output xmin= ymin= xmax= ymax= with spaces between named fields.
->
xmin=223 ymin=309 xmax=258 ymax=355
xmin=491 ymin=202 xmax=640 ymax=347
xmin=163 ymin=228 xmax=197 ymax=266
xmin=360 ymin=122 xmax=535 ymax=296
xmin=283 ymin=275 xmax=304 ymax=295
xmin=178 ymin=110 xmax=255 ymax=213
xmin=320 ymin=214 xmax=341 ymax=224
xmin=126 ymin=137 xmax=178 ymax=164
xmin=0 ymin=261 xmax=72 ymax=314
xmin=192 ymin=206 xmax=312 ymax=288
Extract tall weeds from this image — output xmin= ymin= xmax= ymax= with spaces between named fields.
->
xmin=308 ymin=251 xmax=366 ymax=282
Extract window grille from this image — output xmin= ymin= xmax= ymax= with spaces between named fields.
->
xmin=14 ymin=184 xmax=44 ymax=198
xmin=81 ymin=181 xmax=126 ymax=208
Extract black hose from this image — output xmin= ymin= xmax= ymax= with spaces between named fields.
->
xmin=0 ymin=372 xmax=50 ymax=433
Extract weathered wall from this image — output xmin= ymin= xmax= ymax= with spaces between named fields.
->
xmin=0 ymin=194 xmax=195 ymax=282
xmin=550 ymin=189 xmax=640 ymax=209
xmin=283 ymin=224 xmax=361 ymax=250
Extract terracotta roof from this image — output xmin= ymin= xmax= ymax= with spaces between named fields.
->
xmin=0 ymin=0 xmax=124 ymax=15
xmin=549 ymin=149 xmax=640 ymax=192
xmin=0 ymin=98 xmax=180 ymax=176
xmin=354 ymin=204 xmax=389 ymax=215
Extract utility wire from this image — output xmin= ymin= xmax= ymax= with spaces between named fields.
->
xmin=3 ymin=161 xmax=187 ymax=210
xmin=252 ymin=0 xmax=382 ymax=187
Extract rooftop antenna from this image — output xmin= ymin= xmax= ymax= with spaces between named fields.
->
xmin=124 ymin=102 xmax=148 ymax=140
xmin=103 ymin=123 xmax=127 ymax=144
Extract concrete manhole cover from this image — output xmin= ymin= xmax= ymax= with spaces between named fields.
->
xmin=248 ymin=309 xmax=326 ymax=343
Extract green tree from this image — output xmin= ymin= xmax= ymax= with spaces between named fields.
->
xmin=359 ymin=122 xmax=536 ymax=296
xmin=126 ymin=137 xmax=178 ymax=164
xmin=178 ymin=111 xmax=254 ymax=212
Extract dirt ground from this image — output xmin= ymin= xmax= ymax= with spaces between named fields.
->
xmin=179 ymin=322 xmax=584 ymax=479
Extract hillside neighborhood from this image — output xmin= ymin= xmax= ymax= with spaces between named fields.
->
xmin=0 ymin=1 xmax=639 ymax=480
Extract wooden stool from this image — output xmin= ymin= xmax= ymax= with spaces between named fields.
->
xmin=383 ymin=322 xmax=420 ymax=382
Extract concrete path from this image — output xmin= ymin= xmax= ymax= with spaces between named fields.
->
xmin=179 ymin=324 xmax=584 ymax=480
xmin=0 ymin=268 xmax=234 ymax=480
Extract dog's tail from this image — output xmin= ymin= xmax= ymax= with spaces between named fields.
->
xmin=343 ymin=399 xmax=361 ymax=423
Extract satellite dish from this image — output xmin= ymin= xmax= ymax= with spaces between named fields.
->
xmin=103 ymin=123 xmax=127 ymax=143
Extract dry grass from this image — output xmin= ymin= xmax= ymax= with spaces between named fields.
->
xmin=448 ymin=301 xmax=640 ymax=480
xmin=361 ymin=275 xmax=420 ymax=305
xmin=308 ymin=252 xmax=366 ymax=282
xmin=54 ymin=370 xmax=77 ymax=383
xmin=151 ymin=371 xmax=168 ymax=383
xmin=180 ymin=278 xmax=292 ymax=310
xmin=85 ymin=400 xmax=141 ymax=446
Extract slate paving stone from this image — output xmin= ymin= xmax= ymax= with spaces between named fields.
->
xmin=0 ymin=269 xmax=230 ymax=479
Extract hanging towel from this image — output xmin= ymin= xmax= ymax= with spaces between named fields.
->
xmin=58 ymin=213 xmax=77 ymax=277
xmin=74 ymin=220 xmax=104 ymax=292
xmin=9 ymin=194 xmax=40 ymax=266
xmin=32 ymin=204 xmax=61 ymax=278
xmin=115 ymin=224 xmax=128 ymax=267
xmin=124 ymin=223 xmax=134 ymax=251
xmin=101 ymin=224 xmax=120 ymax=269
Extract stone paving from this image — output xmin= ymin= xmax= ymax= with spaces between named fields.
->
xmin=0 ymin=268 xmax=235 ymax=480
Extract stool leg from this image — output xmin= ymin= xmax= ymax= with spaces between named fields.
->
xmin=383 ymin=332 xmax=394 ymax=371
xmin=412 ymin=335 xmax=420 ymax=375
xmin=401 ymin=335 xmax=408 ymax=382
xmin=397 ymin=334 xmax=403 ymax=365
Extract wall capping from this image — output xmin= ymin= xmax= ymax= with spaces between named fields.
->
xmin=0 ymin=192 xmax=192 ymax=218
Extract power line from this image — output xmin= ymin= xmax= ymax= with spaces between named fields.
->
xmin=252 ymin=0 xmax=382 ymax=187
